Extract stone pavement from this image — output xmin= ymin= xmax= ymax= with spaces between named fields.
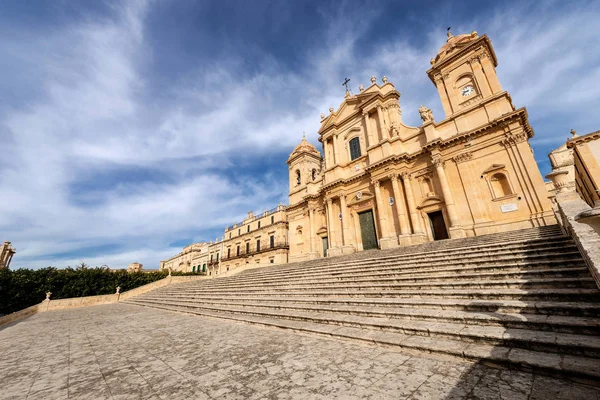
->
xmin=0 ymin=304 xmax=599 ymax=400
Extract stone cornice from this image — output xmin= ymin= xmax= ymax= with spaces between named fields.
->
xmin=567 ymin=130 xmax=600 ymax=148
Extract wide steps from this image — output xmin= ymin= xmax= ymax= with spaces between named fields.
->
xmin=126 ymin=226 xmax=600 ymax=382
xmin=126 ymin=297 xmax=600 ymax=335
xmin=123 ymin=299 xmax=600 ymax=382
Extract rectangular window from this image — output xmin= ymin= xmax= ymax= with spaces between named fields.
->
xmin=256 ymin=239 xmax=261 ymax=252
xmin=246 ymin=242 xmax=250 ymax=253
xmin=229 ymin=232 xmax=231 ymax=239
xmin=227 ymin=248 xmax=231 ymax=258
xmin=270 ymin=235 xmax=274 ymax=248
xmin=216 ymin=253 xmax=219 ymax=261
xmin=238 ymin=229 xmax=240 ymax=235
xmin=210 ymin=255 xmax=213 ymax=262
xmin=271 ymin=216 xmax=274 ymax=224
xmin=258 ymin=221 xmax=261 ymax=229
xmin=247 ymin=225 xmax=250 ymax=233
xmin=237 ymin=246 xmax=240 ymax=256
xmin=349 ymin=137 xmax=361 ymax=160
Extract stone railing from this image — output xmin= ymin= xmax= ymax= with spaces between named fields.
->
xmin=554 ymin=191 xmax=600 ymax=289
xmin=0 ymin=274 xmax=207 ymax=326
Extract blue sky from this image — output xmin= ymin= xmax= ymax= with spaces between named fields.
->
xmin=1 ymin=0 xmax=599 ymax=270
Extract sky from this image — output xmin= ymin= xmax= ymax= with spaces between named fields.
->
xmin=1 ymin=0 xmax=599 ymax=270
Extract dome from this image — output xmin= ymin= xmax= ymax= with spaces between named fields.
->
xmin=288 ymin=136 xmax=320 ymax=161
xmin=431 ymin=31 xmax=479 ymax=65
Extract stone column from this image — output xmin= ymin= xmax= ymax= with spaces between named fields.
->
xmin=308 ymin=206 xmax=316 ymax=254
xmin=433 ymin=154 xmax=465 ymax=237
xmin=372 ymin=179 xmax=397 ymax=248
xmin=377 ymin=106 xmax=388 ymax=139
xmin=363 ymin=112 xmax=373 ymax=148
xmin=401 ymin=172 xmax=425 ymax=237
xmin=339 ymin=192 xmax=352 ymax=252
xmin=390 ymin=174 xmax=411 ymax=243
xmin=326 ymin=197 xmax=336 ymax=248
xmin=352 ymin=210 xmax=363 ymax=251
xmin=332 ymin=134 xmax=340 ymax=166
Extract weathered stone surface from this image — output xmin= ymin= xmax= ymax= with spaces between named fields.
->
xmin=1 ymin=304 xmax=598 ymax=399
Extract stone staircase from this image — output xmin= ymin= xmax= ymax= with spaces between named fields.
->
xmin=124 ymin=225 xmax=600 ymax=383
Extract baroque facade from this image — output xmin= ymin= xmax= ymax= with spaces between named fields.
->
xmin=161 ymin=30 xmax=558 ymax=271
xmin=286 ymin=30 xmax=555 ymax=262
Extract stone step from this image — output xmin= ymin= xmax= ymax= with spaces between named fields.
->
xmin=210 ymin=249 xmax=584 ymax=286
xmin=134 ymin=295 xmax=600 ymax=317
xmin=300 ymin=238 xmax=576 ymax=270
xmin=146 ymin=287 xmax=600 ymax=301
xmin=232 ymin=229 xmax=567 ymax=277
xmin=131 ymin=296 xmax=600 ymax=335
xmin=126 ymin=298 xmax=600 ymax=357
xmin=196 ymin=264 xmax=590 ymax=291
xmin=122 ymin=300 xmax=600 ymax=382
xmin=165 ymin=278 xmax=599 ymax=296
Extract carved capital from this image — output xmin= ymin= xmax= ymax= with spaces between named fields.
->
xmin=371 ymin=179 xmax=381 ymax=188
xmin=431 ymin=154 xmax=445 ymax=168
xmin=501 ymin=132 xmax=527 ymax=147
xmin=400 ymin=171 xmax=411 ymax=180
xmin=388 ymin=173 xmax=400 ymax=181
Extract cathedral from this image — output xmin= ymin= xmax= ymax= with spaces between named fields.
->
xmin=162 ymin=30 xmax=557 ymax=273
xmin=286 ymin=30 xmax=555 ymax=263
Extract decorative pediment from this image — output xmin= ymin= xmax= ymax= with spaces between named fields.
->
xmin=316 ymin=226 xmax=328 ymax=236
xmin=482 ymin=164 xmax=505 ymax=175
xmin=346 ymin=190 xmax=375 ymax=207
xmin=417 ymin=194 xmax=444 ymax=210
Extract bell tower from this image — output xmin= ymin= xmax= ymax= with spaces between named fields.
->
xmin=287 ymin=135 xmax=323 ymax=205
xmin=427 ymin=30 xmax=509 ymax=118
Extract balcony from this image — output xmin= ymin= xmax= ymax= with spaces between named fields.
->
xmin=222 ymin=241 xmax=289 ymax=261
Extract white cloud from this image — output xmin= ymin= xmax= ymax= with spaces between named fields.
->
xmin=1 ymin=1 xmax=598 ymax=270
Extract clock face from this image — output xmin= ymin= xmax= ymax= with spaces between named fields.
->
xmin=461 ymin=85 xmax=475 ymax=97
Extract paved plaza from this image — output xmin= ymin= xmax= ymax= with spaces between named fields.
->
xmin=1 ymin=304 xmax=599 ymax=400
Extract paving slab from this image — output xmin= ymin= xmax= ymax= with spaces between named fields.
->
xmin=0 ymin=303 xmax=598 ymax=400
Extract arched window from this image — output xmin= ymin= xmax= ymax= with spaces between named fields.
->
xmin=296 ymin=170 xmax=301 ymax=185
xmin=192 ymin=266 xmax=196 ymax=273
xmin=312 ymin=168 xmax=317 ymax=181
xmin=349 ymin=137 xmax=361 ymax=161
xmin=491 ymin=173 xmax=512 ymax=198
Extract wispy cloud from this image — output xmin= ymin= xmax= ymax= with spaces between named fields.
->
xmin=0 ymin=1 xmax=598 ymax=270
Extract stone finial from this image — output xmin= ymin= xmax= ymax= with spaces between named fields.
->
xmin=359 ymin=84 xmax=364 ymax=92
xmin=471 ymin=31 xmax=478 ymax=38
xmin=418 ymin=105 xmax=434 ymax=124
xmin=45 ymin=292 xmax=52 ymax=301
xmin=345 ymin=90 xmax=350 ymax=98
xmin=570 ymin=129 xmax=578 ymax=138
xmin=320 ymin=113 xmax=325 ymax=120
xmin=447 ymin=27 xmax=453 ymax=41
xmin=370 ymin=76 xmax=377 ymax=84
xmin=329 ymin=107 xmax=334 ymax=113
xmin=382 ymin=76 xmax=388 ymax=84
xmin=116 ymin=286 xmax=121 ymax=295
xmin=430 ymin=58 xmax=435 ymax=65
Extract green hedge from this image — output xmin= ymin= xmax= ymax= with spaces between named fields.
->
xmin=0 ymin=266 xmax=203 ymax=316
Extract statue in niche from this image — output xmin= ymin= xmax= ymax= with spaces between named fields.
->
xmin=418 ymin=105 xmax=433 ymax=123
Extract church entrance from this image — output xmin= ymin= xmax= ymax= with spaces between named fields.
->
xmin=358 ymin=210 xmax=378 ymax=250
xmin=322 ymin=237 xmax=328 ymax=257
xmin=428 ymin=210 xmax=449 ymax=240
